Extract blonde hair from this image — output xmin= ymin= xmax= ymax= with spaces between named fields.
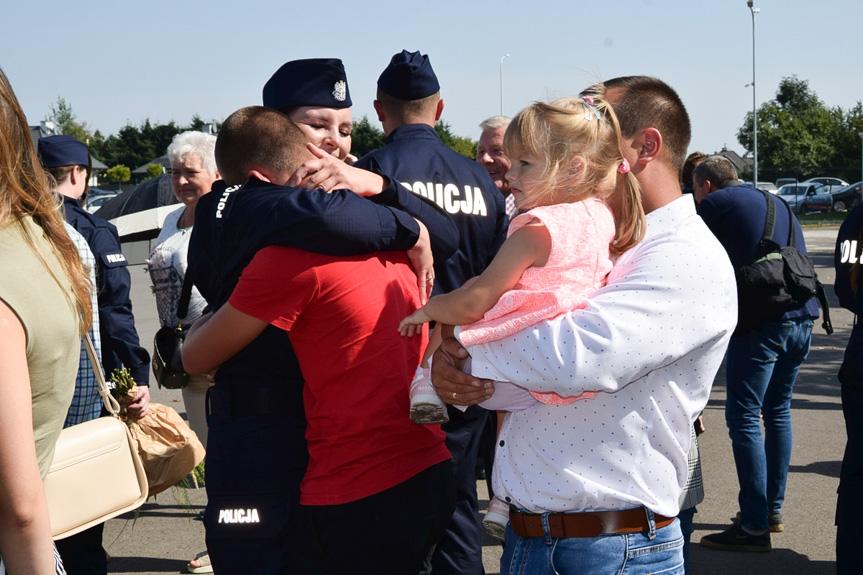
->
xmin=504 ymin=96 xmax=644 ymax=255
xmin=0 ymin=68 xmax=91 ymax=332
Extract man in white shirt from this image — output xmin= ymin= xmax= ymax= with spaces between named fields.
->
xmin=432 ymin=76 xmax=738 ymax=575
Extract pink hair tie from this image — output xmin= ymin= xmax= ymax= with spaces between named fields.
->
xmin=583 ymin=96 xmax=595 ymax=105
xmin=618 ymin=158 xmax=631 ymax=174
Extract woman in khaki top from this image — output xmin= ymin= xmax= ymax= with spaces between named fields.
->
xmin=0 ymin=68 xmax=92 ymax=575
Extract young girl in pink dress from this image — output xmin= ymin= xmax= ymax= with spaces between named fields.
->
xmin=398 ymin=95 xmax=645 ymax=539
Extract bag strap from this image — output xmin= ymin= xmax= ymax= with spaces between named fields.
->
xmin=176 ymin=273 xmax=193 ymax=324
xmin=816 ymin=280 xmax=834 ymax=335
xmin=759 ymin=189 xmax=777 ymax=244
xmin=83 ymin=333 xmax=123 ymax=417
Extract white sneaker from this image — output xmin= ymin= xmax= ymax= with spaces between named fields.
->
xmin=409 ymin=367 xmax=449 ymax=424
xmin=483 ymin=497 xmax=510 ymax=542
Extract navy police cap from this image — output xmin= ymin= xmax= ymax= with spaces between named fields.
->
xmin=377 ymin=50 xmax=440 ymax=101
xmin=37 ymin=135 xmax=90 ymax=168
xmin=263 ymin=58 xmax=352 ymax=111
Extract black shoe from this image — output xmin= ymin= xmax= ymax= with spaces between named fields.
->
xmin=701 ymin=523 xmax=771 ymax=552
xmin=731 ymin=511 xmax=784 ymax=533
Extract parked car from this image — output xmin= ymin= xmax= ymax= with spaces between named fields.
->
xmin=775 ymin=178 xmax=798 ymax=189
xmin=742 ymin=181 xmax=779 ymax=194
xmin=777 ymin=182 xmax=831 ymax=214
xmin=803 ymin=177 xmax=849 ymax=194
xmin=830 ymin=181 xmax=863 ymax=212
xmin=802 ymin=193 xmax=833 ymax=213
xmin=84 ymin=188 xmax=118 ymax=214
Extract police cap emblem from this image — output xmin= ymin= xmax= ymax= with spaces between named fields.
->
xmin=333 ymin=80 xmax=347 ymax=102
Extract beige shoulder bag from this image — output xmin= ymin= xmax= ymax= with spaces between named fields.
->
xmin=45 ymin=335 xmax=149 ymax=540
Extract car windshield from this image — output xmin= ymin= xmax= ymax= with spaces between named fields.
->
xmin=780 ymin=186 xmax=805 ymax=196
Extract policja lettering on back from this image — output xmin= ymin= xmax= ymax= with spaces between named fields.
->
xmin=401 ymin=181 xmax=488 ymax=216
xmin=218 ymin=508 xmax=261 ymax=524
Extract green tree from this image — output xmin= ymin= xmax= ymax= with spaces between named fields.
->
xmin=49 ymin=97 xmax=93 ymax=144
xmin=105 ymin=164 xmax=131 ymax=189
xmin=97 ymin=119 xmax=182 ymax=172
xmin=737 ymin=76 xmax=862 ymax=182
xmin=350 ymin=115 xmax=386 ymax=159
xmin=435 ymin=121 xmax=477 ymax=159
xmin=146 ymin=163 xmax=164 ymax=179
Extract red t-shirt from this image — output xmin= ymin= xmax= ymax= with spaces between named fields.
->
xmin=230 ymin=246 xmax=450 ymax=505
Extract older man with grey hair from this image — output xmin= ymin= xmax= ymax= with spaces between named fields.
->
xmin=691 ymin=155 xmax=743 ymax=203
xmin=477 ymin=115 xmax=517 ymax=219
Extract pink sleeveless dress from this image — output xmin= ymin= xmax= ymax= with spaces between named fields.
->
xmin=458 ymin=198 xmax=615 ymax=405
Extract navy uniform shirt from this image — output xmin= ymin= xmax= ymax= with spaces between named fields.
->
xmin=355 ymin=124 xmax=508 ymax=294
xmin=62 ymin=196 xmax=150 ymax=385
xmin=188 ymin=176 xmax=458 ymax=397
xmin=834 ymin=204 xmax=863 ymax=313
xmin=697 ymin=185 xmax=820 ymax=320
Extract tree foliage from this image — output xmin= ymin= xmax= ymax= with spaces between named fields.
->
xmin=737 ymin=76 xmax=863 ymax=182
xmin=435 ymin=121 xmax=477 ymax=159
xmin=50 ymin=97 xmax=92 ymax=144
xmin=105 ymin=164 xmax=131 ymax=184
xmin=350 ymin=116 xmax=386 ymax=160
xmin=146 ymin=164 xmax=164 ymax=178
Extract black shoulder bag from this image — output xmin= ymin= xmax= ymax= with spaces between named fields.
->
xmin=735 ymin=190 xmax=832 ymax=336
xmin=152 ymin=274 xmax=192 ymax=389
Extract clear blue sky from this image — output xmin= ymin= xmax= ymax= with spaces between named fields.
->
xmin=4 ymin=0 xmax=861 ymax=161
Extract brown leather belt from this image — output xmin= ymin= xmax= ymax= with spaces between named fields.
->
xmin=509 ymin=507 xmax=676 ymax=539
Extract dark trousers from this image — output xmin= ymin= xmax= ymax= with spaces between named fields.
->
xmin=302 ymin=460 xmax=456 ymax=575
xmin=837 ymin=325 xmax=863 ymax=575
xmin=55 ymin=523 xmax=106 ymax=575
xmin=204 ymin=413 xmax=310 ymax=575
xmin=431 ymin=405 xmax=491 ymax=575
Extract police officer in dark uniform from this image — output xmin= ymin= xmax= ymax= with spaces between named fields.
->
xmin=38 ymin=135 xmax=150 ymax=574
xmin=187 ymin=60 xmax=458 ymax=575
xmin=354 ymin=50 xmax=508 ymax=575
xmin=834 ymin=205 xmax=863 ymax=574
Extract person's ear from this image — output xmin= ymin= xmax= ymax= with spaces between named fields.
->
xmin=373 ymin=100 xmax=385 ymax=123
xmin=638 ymin=127 xmax=662 ymax=164
xmin=248 ymin=169 xmax=272 ymax=183
xmin=434 ymin=98 xmax=445 ymax=122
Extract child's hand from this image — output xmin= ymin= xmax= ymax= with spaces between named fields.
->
xmin=399 ymin=308 xmax=431 ymax=337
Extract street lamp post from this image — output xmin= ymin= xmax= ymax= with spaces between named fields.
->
xmin=747 ymin=0 xmax=760 ymax=185
xmin=500 ymin=54 xmax=510 ymax=116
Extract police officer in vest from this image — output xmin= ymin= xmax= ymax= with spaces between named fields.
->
xmin=188 ymin=60 xmax=458 ymax=575
xmin=354 ymin=50 xmax=508 ymax=575
xmin=834 ymin=204 xmax=863 ymax=574
xmin=38 ymin=135 xmax=150 ymax=575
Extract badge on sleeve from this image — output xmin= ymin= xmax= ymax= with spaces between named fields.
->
xmin=101 ymin=251 xmax=128 ymax=268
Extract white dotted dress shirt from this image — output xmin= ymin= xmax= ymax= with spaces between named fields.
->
xmin=465 ymin=195 xmax=737 ymax=517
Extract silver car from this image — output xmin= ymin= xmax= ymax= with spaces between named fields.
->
xmin=777 ymin=182 xmax=831 ymax=215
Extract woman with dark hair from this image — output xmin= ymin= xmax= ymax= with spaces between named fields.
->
xmin=0 ymin=67 xmax=91 ymax=574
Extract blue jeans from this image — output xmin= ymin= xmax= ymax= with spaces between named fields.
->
xmin=725 ymin=316 xmax=813 ymax=531
xmin=500 ymin=515 xmax=684 ymax=574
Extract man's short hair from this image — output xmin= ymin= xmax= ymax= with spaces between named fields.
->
xmin=583 ymin=76 xmax=691 ymax=176
xmin=479 ymin=115 xmax=511 ymax=132
xmin=376 ymin=89 xmax=439 ymax=125
xmin=692 ymin=156 xmax=739 ymax=190
xmin=215 ymin=106 xmax=312 ymax=186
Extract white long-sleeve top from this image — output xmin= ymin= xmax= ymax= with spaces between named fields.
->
xmin=464 ymin=195 xmax=737 ymax=517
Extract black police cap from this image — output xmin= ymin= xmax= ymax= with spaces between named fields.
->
xmin=377 ymin=50 xmax=440 ymax=101
xmin=37 ymin=135 xmax=90 ymax=168
xmin=263 ymin=58 xmax=352 ymax=111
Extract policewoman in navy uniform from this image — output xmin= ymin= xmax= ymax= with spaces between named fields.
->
xmin=834 ymin=204 xmax=863 ymax=574
xmin=187 ymin=59 xmax=458 ymax=575
xmin=38 ymin=136 xmax=150 ymax=575
xmin=354 ymin=50 xmax=508 ymax=575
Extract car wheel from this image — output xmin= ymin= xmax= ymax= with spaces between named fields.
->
xmin=835 ymin=200 xmax=847 ymax=212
